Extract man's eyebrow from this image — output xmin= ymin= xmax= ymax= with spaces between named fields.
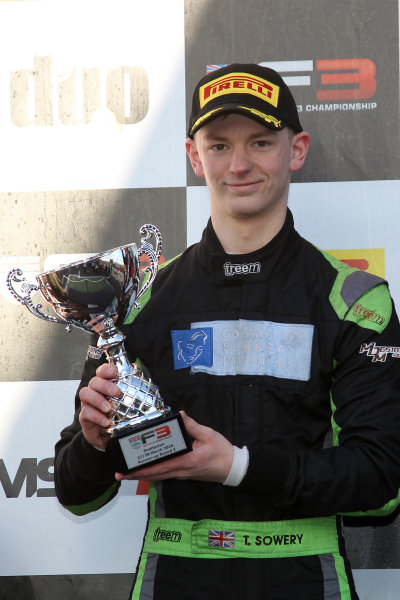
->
xmin=248 ymin=131 xmax=275 ymax=139
xmin=202 ymin=133 xmax=229 ymax=142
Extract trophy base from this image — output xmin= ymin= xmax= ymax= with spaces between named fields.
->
xmin=109 ymin=412 xmax=192 ymax=474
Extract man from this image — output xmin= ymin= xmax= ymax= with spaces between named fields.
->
xmin=54 ymin=64 xmax=400 ymax=600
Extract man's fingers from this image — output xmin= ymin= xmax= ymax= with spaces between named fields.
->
xmin=80 ymin=383 xmax=114 ymax=412
xmin=96 ymin=362 xmax=118 ymax=379
xmin=80 ymin=403 xmax=112 ymax=429
xmin=77 ymin=367 xmax=120 ymax=448
xmin=87 ymin=375 xmax=122 ymax=402
xmin=180 ymin=411 xmax=212 ymax=441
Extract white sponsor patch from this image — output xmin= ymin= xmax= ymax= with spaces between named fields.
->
xmin=190 ymin=319 xmax=314 ymax=380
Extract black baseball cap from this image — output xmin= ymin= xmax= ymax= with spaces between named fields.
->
xmin=188 ymin=63 xmax=302 ymax=138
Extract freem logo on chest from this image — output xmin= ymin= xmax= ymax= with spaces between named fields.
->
xmin=223 ymin=261 xmax=261 ymax=277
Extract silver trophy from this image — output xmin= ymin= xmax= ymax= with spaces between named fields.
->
xmin=7 ymin=224 xmax=190 ymax=472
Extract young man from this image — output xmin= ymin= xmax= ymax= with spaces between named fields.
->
xmin=54 ymin=64 xmax=400 ymax=600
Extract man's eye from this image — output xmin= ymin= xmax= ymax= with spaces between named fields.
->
xmin=255 ymin=140 xmax=269 ymax=147
xmin=212 ymin=144 xmax=226 ymax=151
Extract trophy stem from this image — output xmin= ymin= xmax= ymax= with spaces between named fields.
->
xmin=97 ymin=318 xmax=170 ymax=433
xmin=100 ymin=339 xmax=136 ymax=378
xmin=96 ymin=317 xmax=133 ymax=376
xmin=105 ymin=346 xmax=136 ymax=378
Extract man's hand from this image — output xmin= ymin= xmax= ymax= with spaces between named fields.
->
xmin=80 ymin=365 xmax=234 ymax=482
xmin=79 ymin=363 xmax=120 ymax=450
xmin=115 ymin=411 xmax=234 ymax=484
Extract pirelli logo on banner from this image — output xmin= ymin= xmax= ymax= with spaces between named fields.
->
xmin=199 ymin=72 xmax=280 ymax=109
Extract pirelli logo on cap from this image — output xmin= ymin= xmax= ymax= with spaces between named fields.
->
xmin=199 ymin=72 xmax=280 ymax=109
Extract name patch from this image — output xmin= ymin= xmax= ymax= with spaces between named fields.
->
xmin=190 ymin=319 xmax=314 ymax=380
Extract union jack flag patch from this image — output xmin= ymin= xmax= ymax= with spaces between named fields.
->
xmin=206 ymin=64 xmax=228 ymax=73
xmin=208 ymin=530 xmax=236 ymax=548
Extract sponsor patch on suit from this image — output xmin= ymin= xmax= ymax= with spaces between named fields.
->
xmin=172 ymin=320 xmax=313 ymax=380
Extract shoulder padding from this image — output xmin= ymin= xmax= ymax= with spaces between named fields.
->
xmin=340 ymin=271 xmax=387 ymax=309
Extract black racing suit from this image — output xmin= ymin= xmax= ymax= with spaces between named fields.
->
xmin=54 ymin=210 xmax=400 ymax=600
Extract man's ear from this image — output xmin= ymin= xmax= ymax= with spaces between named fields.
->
xmin=185 ymin=137 xmax=205 ymax=178
xmin=289 ymin=131 xmax=310 ymax=173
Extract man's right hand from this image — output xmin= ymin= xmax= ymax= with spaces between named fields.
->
xmin=79 ymin=363 xmax=121 ymax=450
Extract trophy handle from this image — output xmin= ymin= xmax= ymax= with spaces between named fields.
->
xmin=135 ymin=224 xmax=163 ymax=309
xmin=6 ymin=268 xmax=63 ymax=325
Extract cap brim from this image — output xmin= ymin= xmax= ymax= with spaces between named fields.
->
xmin=189 ymin=102 xmax=286 ymax=137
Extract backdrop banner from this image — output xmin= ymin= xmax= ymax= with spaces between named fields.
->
xmin=0 ymin=0 xmax=399 ymax=599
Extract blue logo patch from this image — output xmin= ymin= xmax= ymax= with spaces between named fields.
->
xmin=171 ymin=328 xmax=213 ymax=370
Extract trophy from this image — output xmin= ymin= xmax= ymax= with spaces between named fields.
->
xmin=7 ymin=224 xmax=191 ymax=473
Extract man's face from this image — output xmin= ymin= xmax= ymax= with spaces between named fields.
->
xmin=186 ymin=113 xmax=309 ymax=223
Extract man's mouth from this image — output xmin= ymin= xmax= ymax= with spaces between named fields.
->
xmin=225 ymin=180 xmax=262 ymax=192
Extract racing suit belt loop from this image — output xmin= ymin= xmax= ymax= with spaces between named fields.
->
xmin=143 ymin=516 xmax=340 ymax=559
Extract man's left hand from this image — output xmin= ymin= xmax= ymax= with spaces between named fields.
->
xmin=115 ymin=411 xmax=234 ymax=484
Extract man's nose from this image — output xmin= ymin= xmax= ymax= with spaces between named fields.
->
xmin=229 ymin=147 xmax=252 ymax=174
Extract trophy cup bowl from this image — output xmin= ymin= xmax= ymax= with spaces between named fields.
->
xmin=7 ymin=224 xmax=191 ymax=472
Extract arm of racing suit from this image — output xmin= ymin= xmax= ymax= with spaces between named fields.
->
xmin=238 ymin=282 xmax=400 ymax=517
xmin=54 ymin=337 xmax=120 ymax=515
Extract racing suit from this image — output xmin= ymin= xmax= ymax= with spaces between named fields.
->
xmin=54 ymin=209 xmax=400 ymax=600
